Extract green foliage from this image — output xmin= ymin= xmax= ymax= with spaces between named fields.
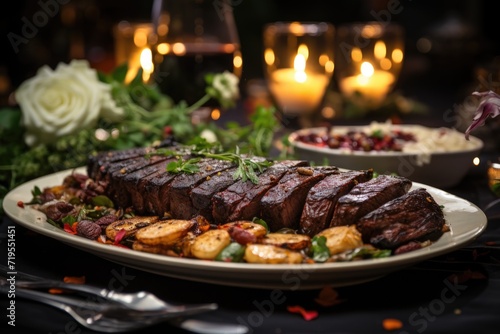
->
xmin=0 ymin=64 xmax=283 ymax=216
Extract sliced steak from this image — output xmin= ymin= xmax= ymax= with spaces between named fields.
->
xmin=190 ymin=157 xmax=269 ymax=221
xmin=168 ymin=159 xmax=234 ymax=219
xmin=260 ymin=166 xmax=338 ymax=232
xmin=356 ymin=188 xmax=445 ymax=249
xmin=106 ymin=155 xmax=169 ymax=208
xmin=119 ymin=156 xmax=176 ymax=213
xmin=330 ymin=174 xmax=412 ymax=227
xmin=88 ymin=147 xmax=151 ymax=182
xmin=299 ymin=170 xmax=373 ymax=237
xmin=211 ymin=160 xmax=308 ymax=224
xmin=142 ymin=170 xmax=180 ymax=216
xmin=190 ymin=166 xmax=239 ymax=221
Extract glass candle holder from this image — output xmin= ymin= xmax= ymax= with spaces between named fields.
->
xmin=488 ymin=162 xmax=500 ymax=197
xmin=263 ymin=21 xmax=335 ymax=128
xmin=335 ymin=22 xmax=404 ymax=108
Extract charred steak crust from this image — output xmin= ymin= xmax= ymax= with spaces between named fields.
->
xmin=356 ymin=188 xmax=446 ymax=249
xmin=106 ymin=155 xmax=169 ymax=208
xmin=120 ymin=157 xmax=176 ymax=213
xmin=168 ymin=159 xmax=234 ymax=219
xmin=260 ymin=167 xmax=338 ymax=232
xmin=88 ymin=147 xmax=152 ymax=182
xmin=299 ymin=170 xmax=373 ymax=237
xmin=211 ymin=160 xmax=309 ymax=224
xmin=330 ymin=174 xmax=412 ymax=227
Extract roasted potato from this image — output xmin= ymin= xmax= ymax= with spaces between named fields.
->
xmin=259 ymin=233 xmax=311 ymax=250
xmin=220 ymin=221 xmax=268 ymax=238
xmin=244 ymin=244 xmax=304 ymax=264
xmin=105 ymin=216 xmax=159 ymax=241
xmin=191 ymin=229 xmax=231 ymax=260
xmin=134 ymin=219 xmax=194 ymax=246
xmin=315 ymin=225 xmax=363 ymax=255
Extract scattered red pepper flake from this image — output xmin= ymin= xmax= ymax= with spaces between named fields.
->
xmin=314 ymin=286 xmax=344 ymax=307
xmin=48 ymin=288 xmax=65 ymax=294
xmin=63 ymin=223 xmax=77 ymax=235
xmin=17 ymin=201 xmax=25 ymax=208
xmin=382 ymin=318 xmax=403 ymax=331
xmin=64 ymin=276 xmax=86 ymax=284
xmin=447 ymin=269 xmax=487 ymax=284
xmin=286 ymin=305 xmax=318 ymax=321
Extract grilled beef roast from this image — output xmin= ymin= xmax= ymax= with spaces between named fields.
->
xmin=330 ymin=175 xmax=412 ymax=227
xmin=260 ymin=166 xmax=338 ymax=231
xmin=299 ymin=170 xmax=373 ymax=236
xmin=356 ymin=188 xmax=446 ymax=249
xmin=211 ymin=160 xmax=308 ymax=224
xmin=86 ymin=148 xmax=446 ymax=250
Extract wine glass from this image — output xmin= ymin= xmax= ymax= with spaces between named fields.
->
xmin=263 ymin=21 xmax=335 ymax=129
xmin=149 ymin=0 xmax=242 ymax=121
xmin=335 ymin=22 xmax=404 ymax=109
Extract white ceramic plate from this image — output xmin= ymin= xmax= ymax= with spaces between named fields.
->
xmin=289 ymin=125 xmax=484 ymax=188
xmin=3 ymin=167 xmax=487 ymax=290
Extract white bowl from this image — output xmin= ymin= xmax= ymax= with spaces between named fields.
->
xmin=288 ymin=124 xmax=484 ymax=188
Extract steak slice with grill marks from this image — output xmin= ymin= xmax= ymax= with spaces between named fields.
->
xmin=211 ymin=160 xmax=308 ymax=225
xmin=299 ymin=169 xmax=373 ymax=237
xmin=87 ymin=147 xmax=152 ymax=182
xmin=260 ymin=166 xmax=338 ymax=232
xmin=168 ymin=159 xmax=234 ymax=219
xmin=190 ymin=166 xmax=239 ymax=221
xmin=356 ymin=188 xmax=446 ymax=249
xmin=330 ymin=174 xmax=412 ymax=227
xmin=190 ymin=157 xmax=269 ymax=221
xmin=118 ymin=156 xmax=176 ymax=212
xmin=106 ymin=155 xmax=169 ymax=208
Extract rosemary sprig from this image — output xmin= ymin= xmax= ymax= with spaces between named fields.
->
xmin=153 ymin=144 xmax=273 ymax=184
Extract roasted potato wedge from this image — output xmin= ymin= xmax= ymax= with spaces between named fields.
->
xmin=244 ymin=244 xmax=304 ymax=264
xmin=105 ymin=216 xmax=159 ymax=241
xmin=315 ymin=225 xmax=363 ymax=255
xmin=259 ymin=233 xmax=311 ymax=250
xmin=220 ymin=221 xmax=268 ymax=238
xmin=132 ymin=241 xmax=177 ymax=256
xmin=191 ymin=229 xmax=231 ymax=260
xmin=132 ymin=231 xmax=196 ymax=257
xmin=135 ymin=219 xmax=194 ymax=246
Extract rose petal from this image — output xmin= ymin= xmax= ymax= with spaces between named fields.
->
xmin=286 ymin=305 xmax=318 ymax=321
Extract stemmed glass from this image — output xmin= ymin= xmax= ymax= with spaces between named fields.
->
xmin=263 ymin=22 xmax=335 ymax=129
xmin=149 ymin=0 xmax=242 ymax=121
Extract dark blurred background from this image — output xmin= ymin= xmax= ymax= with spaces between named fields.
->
xmin=1 ymin=0 xmax=500 ymax=120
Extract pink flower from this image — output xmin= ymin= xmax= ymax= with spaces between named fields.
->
xmin=465 ymin=90 xmax=500 ymax=140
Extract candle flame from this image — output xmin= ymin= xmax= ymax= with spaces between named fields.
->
xmin=360 ymin=61 xmax=374 ymax=77
xmin=140 ymin=48 xmax=154 ymax=82
xmin=294 ymin=53 xmax=306 ymax=71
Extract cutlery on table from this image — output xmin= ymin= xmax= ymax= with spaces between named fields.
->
xmin=0 ymin=265 xmax=249 ymax=334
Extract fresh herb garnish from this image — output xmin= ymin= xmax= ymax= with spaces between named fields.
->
xmin=311 ymin=235 xmax=330 ymax=263
xmin=155 ymin=144 xmax=272 ymax=184
xmin=166 ymin=157 xmax=201 ymax=174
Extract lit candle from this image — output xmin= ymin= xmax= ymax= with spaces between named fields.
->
xmin=269 ymin=53 xmax=329 ymax=115
xmin=339 ymin=61 xmax=395 ymax=106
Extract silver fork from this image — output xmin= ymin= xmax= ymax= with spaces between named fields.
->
xmin=3 ymin=285 xmax=249 ymax=333
xmin=0 ymin=264 xmax=197 ymax=312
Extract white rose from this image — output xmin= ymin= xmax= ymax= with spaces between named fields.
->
xmin=15 ymin=59 xmax=124 ymax=147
